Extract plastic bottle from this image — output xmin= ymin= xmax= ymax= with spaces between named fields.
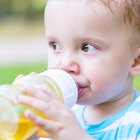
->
xmin=0 ymin=69 xmax=78 ymax=140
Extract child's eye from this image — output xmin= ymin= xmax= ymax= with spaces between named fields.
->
xmin=81 ymin=43 xmax=96 ymax=52
xmin=49 ymin=42 xmax=61 ymax=50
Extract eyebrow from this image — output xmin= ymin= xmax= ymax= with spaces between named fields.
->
xmin=74 ymin=36 xmax=108 ymax=47
xmin=45 ymin=35 xmax=57 ymax=41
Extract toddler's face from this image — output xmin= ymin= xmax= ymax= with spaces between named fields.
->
xmin=45 ymin=0 xmax=135 ymax=105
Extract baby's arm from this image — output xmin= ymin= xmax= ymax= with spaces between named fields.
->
xmin=19 ymin=86 xmax=93 ymax=140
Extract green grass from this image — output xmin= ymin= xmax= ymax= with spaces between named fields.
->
xmin=0 ymin=62 xmax=47 ymax=84
xmin=134 ymin=76 xmax=140 ymax=91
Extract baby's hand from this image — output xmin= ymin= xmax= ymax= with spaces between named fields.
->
xmin=18 ymin=86 xmax=92 ymax=140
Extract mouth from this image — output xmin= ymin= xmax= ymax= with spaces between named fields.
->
xmin=76 ymin=84 xmax=87 ymax=98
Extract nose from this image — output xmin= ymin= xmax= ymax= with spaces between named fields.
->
xmin=59 ymin=53 xmax=80 ymax=75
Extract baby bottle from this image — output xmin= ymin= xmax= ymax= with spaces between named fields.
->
xmin=0 ymin=69 xmax=78 ymax=140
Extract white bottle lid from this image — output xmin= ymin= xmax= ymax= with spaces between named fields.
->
xmin=40 ymin=69 xmax=78 ymax=108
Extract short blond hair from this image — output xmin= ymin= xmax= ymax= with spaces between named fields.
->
xmin=100 ymin=0 xmax=140 ymax=47
xmin=101 ymin=0 xmax=139 ymax=27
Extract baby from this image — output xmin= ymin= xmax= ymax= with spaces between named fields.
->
xmin=20 ymin=0 xmax=140 ymax=140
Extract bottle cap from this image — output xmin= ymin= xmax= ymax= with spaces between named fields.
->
xmin=40 ymin=69 xmax=78 ymax=108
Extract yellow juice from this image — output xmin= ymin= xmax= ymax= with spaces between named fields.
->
xmin=0 ymin=119 xmax=37 ymax=140
xmin=11 ymin=119 xmax=37 ymax=140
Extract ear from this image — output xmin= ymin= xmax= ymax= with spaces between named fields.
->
xmin=130 ymin=47 xmax=140 ymax=76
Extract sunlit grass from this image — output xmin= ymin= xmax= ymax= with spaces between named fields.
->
xmin=134 ymin=76 xmax=140 ymax=91
xmin=0 ymin=62 xmax=47 ymax=84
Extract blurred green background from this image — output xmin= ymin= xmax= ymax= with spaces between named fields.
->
xmin=0 ymin=0 xmax=46 ymax=19
xmin=0 ymin=0 xmax=139 ymax=91
xmin=0 ymin=0 xmax=48 ymax=84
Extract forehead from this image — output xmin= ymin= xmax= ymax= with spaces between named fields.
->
xmin=45 ymin=0 xmax=125 ymax=23
xmin=45 ymin=0 xmax=126 ymax=33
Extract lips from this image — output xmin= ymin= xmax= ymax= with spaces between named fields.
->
xmin=76 ymin=84 xmax=87 ymax=98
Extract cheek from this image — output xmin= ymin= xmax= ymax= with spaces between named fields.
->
xmin=48 ymin=53 xmax=61 ymax=69
xmin=87 ymin=72 xmax=120 ymax=103
xmin=89 ymin=63 xmax=130 ymax=98
xmin=86 ymin=61 xmax=126 ymax=93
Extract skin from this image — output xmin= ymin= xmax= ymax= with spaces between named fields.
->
xmin=19 ymin=0 xmax=140 ymax=140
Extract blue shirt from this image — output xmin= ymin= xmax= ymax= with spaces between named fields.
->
xmin=72 ymin=90 xmax=140 ymax=140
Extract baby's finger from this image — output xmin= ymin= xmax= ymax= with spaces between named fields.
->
xmin=23 ymin=86 xmax=52 ymax=101
xmin=18 ymin=94 xmax=61 ymax=118
xmin=23 ymin=86 xmax=62 ymax=102
xmin=33 ymin=85 xmax=62 ymax=100
xmin=25 ymin=110 xmax=62 ymax=136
